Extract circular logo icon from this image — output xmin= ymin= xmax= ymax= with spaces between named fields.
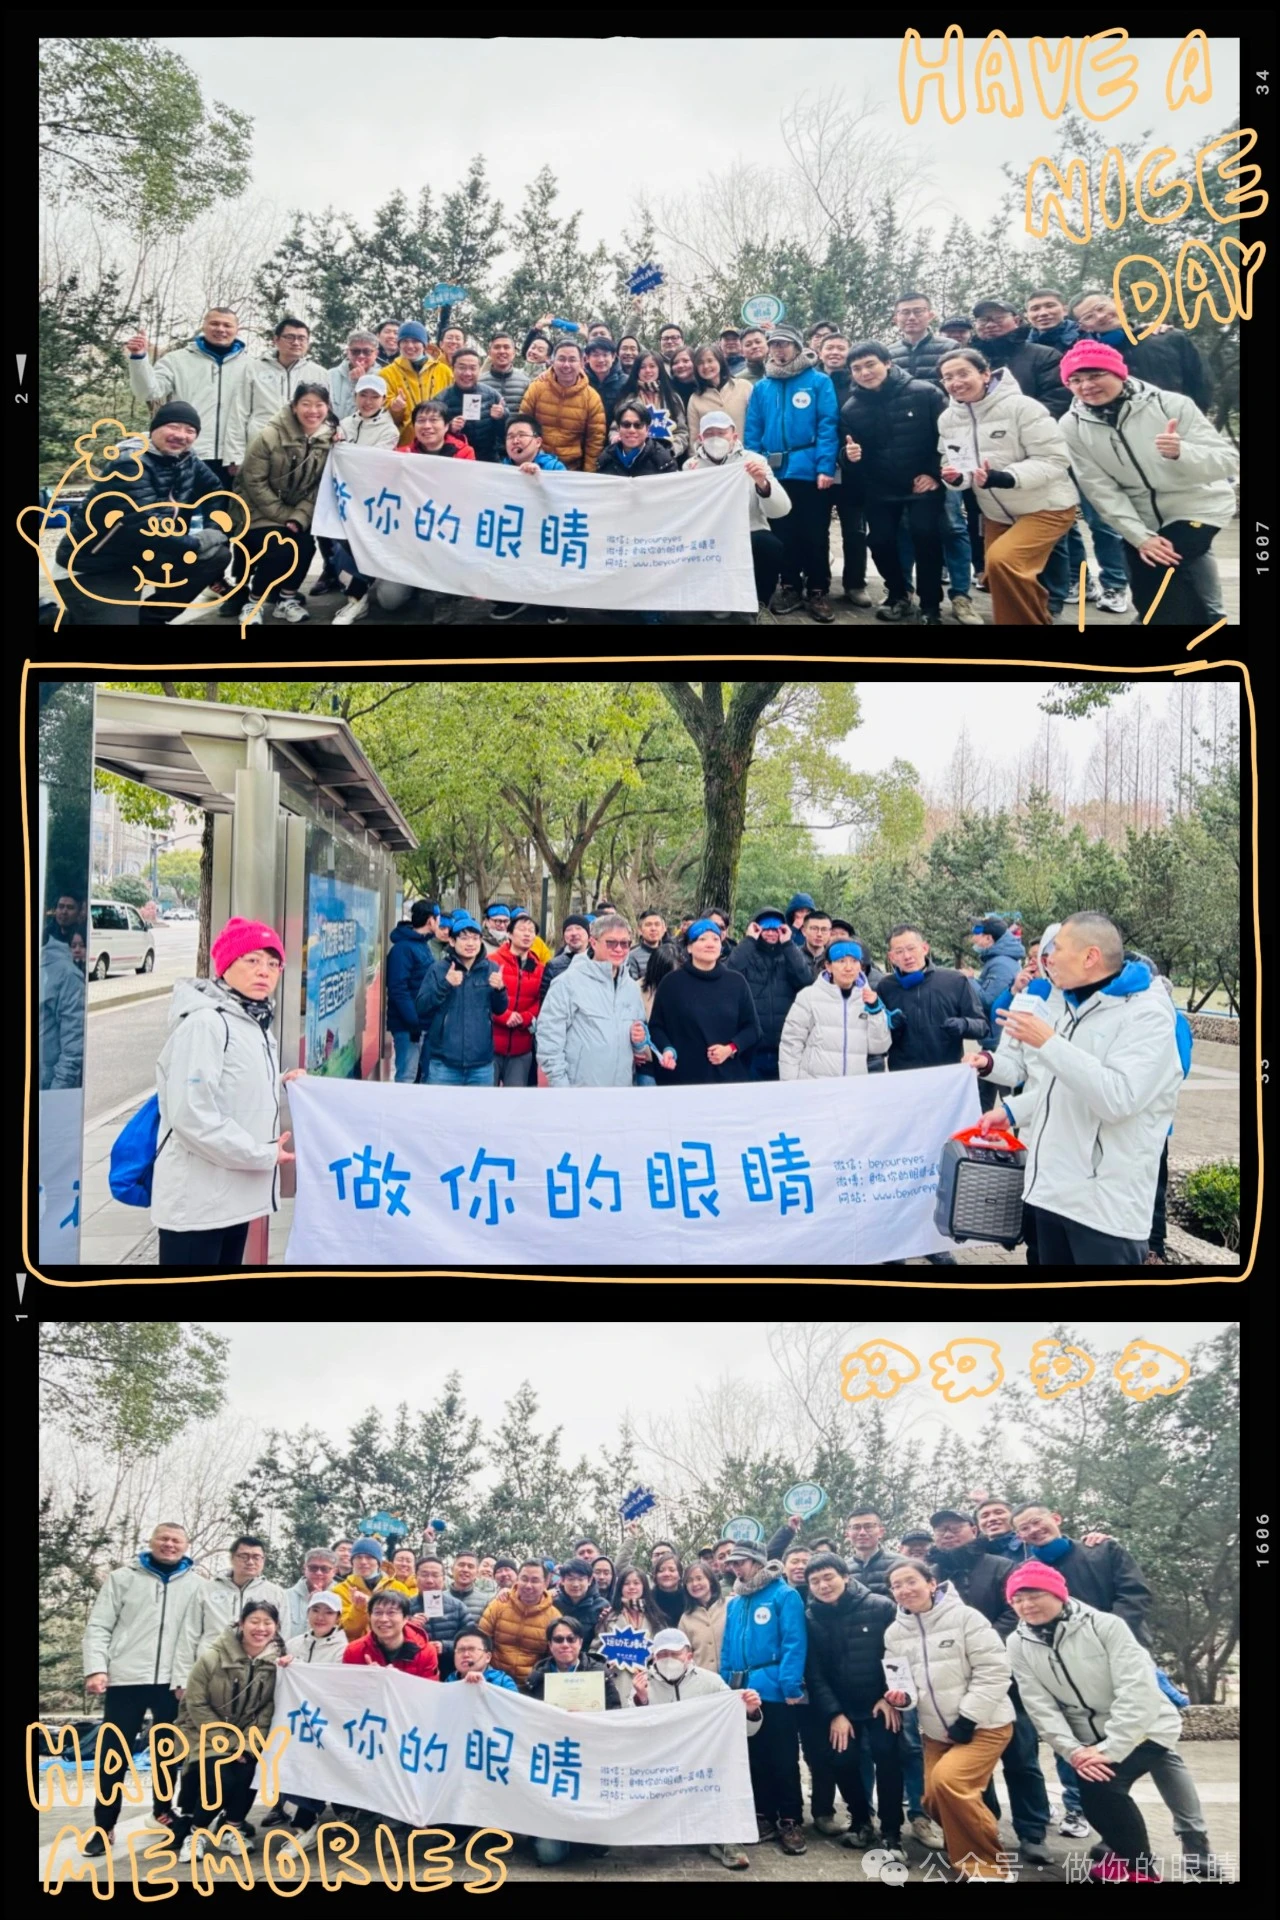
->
xmin=792 ymin=390 xmax=812 ymax=408
xmin=753 ymin=1605 xmax=772 ymax=1625
xmin=724 ymin=1515 xmax=764 ymax=1543
xmin=783 ymin=1483 xmax=828 ymax=1519
xmin=741 ymin=294 xmax=785 ymax=327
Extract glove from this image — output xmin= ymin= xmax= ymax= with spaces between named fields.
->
xmin=385 ymin=1533 xmax=403 ymax=1557
xmin=942 ymin=1017 xmax=970 ymax=1034
xmin=982 ymin=469 xmax=1015 ymax=488
xmin=409 ymin=1031 xmax=421 ymax=1044
xmin=947 ymin=1716 xmax=976 ymax=1744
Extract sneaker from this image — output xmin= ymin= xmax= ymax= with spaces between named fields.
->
xmin=950 ymin=593 xmax=984 ymax=626
xmin=756 ymin=1816 xmax=778 ymax=1843
xmin=331 ymin=594 xmax=369 ymax=626
xmin=490 ymin=601 xmax=528 ymax=621
xmin=875 ymin=596 xmax=916 ymax=623
xmin=919 ymin=606 xmax=944 ymax=624
xmin=1020 ymin=1838 xmax=1054 ymax=1865
xmin=771 ymin=585 xmax=804 ymax=616
xmin=217 ymin=1819 xmax=255 ymax=1852
xmin=83 ymin=1830 xmax=112 ymax=1857
xmin=546 ymin=611 xmax=569 ymax=624
xmin=813 ymin=1814 xmax=846 ymax=1836
xmin=973 ymin=572 xmax=989 ymax=593
xmin=1096 ymin=586 xmax=1130 ymax=614
xmin=841 ymin=1823 xmax=878 ymax=1849
xmin=313 ymin=570 xmax=342 ymax=596
xmin=843 ymin=584 xmax=872 ymax=607
xmin=805 ymin=589 xmax=835 ymax=623
xmin=178 ymin=1835 xmax=199 ymax=1864
xmin=242 ymin=603 xmax=264 ymax=625
xmin=709 ymin=1842 xmax=750 ymax=1870
xmin=776 ymin=1818 xmax=807 ymax=1855
xmin=1058 ymin=1811 xmax=1090 ymax=1839
xmin=755 ymin=602 xmax=779 ymax=624
xmin=261 ymin=1805 xmax=292 ymax=1828
xmin=1048 ymin=599 xmax=1064 ymax=618
xmin=219 ymin=595 xmax=247 ymax=618
xmin=275 ymin=593 xmax=309 ymax=623
xmin=909 ymin=1814 xmax=946 ymax=1850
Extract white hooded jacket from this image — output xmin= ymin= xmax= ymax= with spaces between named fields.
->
xmin=883 ymin=1580 xmax=1015 ymax=1742
xmin=172 ymin=1568 xmax=289 ymax=1690
xmin=82 ymin=1554 xmax=203 ymax=1689
xmin=1009 ymin=1598 xmax=1182 ymax=1765
xmin=151 ymin=976 xmax=283 ymax=1233
xmin=1001 ymin=960 xmax=1182 ymax=1239
xmin=1061 ymin=379 xmax=1238 ymax=548
xmin=223 ymin=350 xmax=332 ymax=464
xmin=779 ymin=974 xmax=891 ymax=1079
xmin=938 ymin=367 xmax=1078 ymax=521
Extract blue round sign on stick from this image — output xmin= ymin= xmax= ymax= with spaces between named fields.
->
xmin=724 ymin=1515 xmax=764 ymax=1543
xmin=783 ymin=1483 xmax=828 ymax=1519
xmin=741 ymin=294 xmax=785 ymax=327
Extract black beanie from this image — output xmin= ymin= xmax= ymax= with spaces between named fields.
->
xmin=151 ymin=400 xmax=201 ymax=432
xmin=561 ymin=913 xmax=591 ymax=934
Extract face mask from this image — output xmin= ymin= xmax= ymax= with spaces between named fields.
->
xmin=655 ymin=1658 xmax=687 ymax=1682
xmin=700 ymin=438 xmax=730 ymax=463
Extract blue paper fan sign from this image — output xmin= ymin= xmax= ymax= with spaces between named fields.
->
xmin=741 ymin=294 xmax=785 ymax=327
xmin=783 ymin=1483 xmax=828 ymax=1520
xmin=600 ymin=1629 xmax=650 ymax=1668
xmin=627 ymin=261 xmax=665 ymax=295
xmin=723 ymin=1514 xmax=765 ymax=1543
xmin=358 ymin=1511 xmax=403 ymax=1538
xmin=425 ymin=284 xmax=468 ymax=308
xmin=619 ymin=1485 xmax=658 ymax=1523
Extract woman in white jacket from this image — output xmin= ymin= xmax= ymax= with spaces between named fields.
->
xmin=151 ymin=916 xmax=304 ymax=1266
xmin=1006 ymin=1562 xmax=1185 ymax=1882
xmin=884 ymin=1562 xmax=1015 ymax=1879
xmin=271 ymin=1590 xmax=347 ymax=1837
xmin=779 ymin=940 xmax=891 ymax=1078
xmin=1057 ymin=338 xmax=1237 ymax=627
xmin=937 ymin=353 xmax=1078 ymax=626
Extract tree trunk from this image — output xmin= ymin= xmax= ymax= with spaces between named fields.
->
xmin=698 ymin=748 xmax=751 ymax=916
xmin=197 ymin=809 xmax=215 ymax=979
xmin=553 ymin=871 xmax=574 ymax=936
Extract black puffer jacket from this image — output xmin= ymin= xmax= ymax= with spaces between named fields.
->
xmin=888 ymin=331 xmax=952 ymax=387
xmin=524 ymin=1652 xmax=621 ymax=1707
xmin=839 ymin=365 xmax=946 ymax=501
xmin=434 ymin=380 xmax=507 ymax=462
xmin=876 ymin=963 xmax=986 ymax=1070
xmin=848 ymin=1546 xmax=908 ymax=1598
xmin=56 ymin=445 xmax=226 ymax=573
xmin=929 ymin=1541 xmax=1017 ymax=1638
xmin=980 ymin=327 xmax=1069 ymax=418
xmin=596 ymin=438 xmax=678 ymax=478
xmin=1113 ymin=330 xmax=1212 ymax=414
xmin=726 ymin=933 xmax=811 ymax=1052
xmin=805 ymin=1580 xmax=897 ymax=1719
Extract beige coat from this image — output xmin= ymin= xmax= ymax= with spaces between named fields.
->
xmin=680 ymin=1595 xmax=728 ymax=1673
xmin=687 ymin=376 xmax=754 ymax=444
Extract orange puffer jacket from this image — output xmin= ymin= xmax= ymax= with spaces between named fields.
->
xmin=518 ymin=371 xmax=607 ymax=471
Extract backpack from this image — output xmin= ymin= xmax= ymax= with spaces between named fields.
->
xmin=108 ymin=1007 xmax=229 ymax=1206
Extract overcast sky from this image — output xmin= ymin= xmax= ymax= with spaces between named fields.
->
xmin=207 ymin=1321 xmax=1230 ymax=1494
xmin=158 ymin=36 xmax=1239 ymax=274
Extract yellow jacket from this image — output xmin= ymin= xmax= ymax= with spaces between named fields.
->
xmin=336 ymin=1571 xmax=417 ymax=1641
xmin=380 ymin=352 xmax=452 ymax=447
xmin=531 ymin=934 xmax=552 ymax=965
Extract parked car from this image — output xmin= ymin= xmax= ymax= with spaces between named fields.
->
xmin=87 ymin=899 xmax=156 ymax=979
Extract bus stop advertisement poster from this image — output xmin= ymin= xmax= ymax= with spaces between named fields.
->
xmin=304 ymin=827 xmax=383 ymax=1079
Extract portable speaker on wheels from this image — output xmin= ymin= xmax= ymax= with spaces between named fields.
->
xmin=934 ymin=1123 xmax=1027 ymax=1249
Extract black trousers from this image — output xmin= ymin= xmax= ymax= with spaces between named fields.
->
xmin=171 ymin=1755 xmax=257 ymax=1841
xmin=777 ymin=480 xmax=832 ymax=592
xmin=94 ymin=1683 xmax=180 ymax=1828
xmin=157 ymin=1221 xmax=251 ymax=1268
xmin=825 ymin=487 xmax=867 ymax=588
xmin=1076 ymin=1739 xmax=1170 ymax=1871
xmin=751 ymin=528 xmax=786 ymax=605
xmin=865 ymin=494 xmax=944 ymax=611
xmin=798 ymin=1704 xmax=841 ymax=1818
xmin=1032 ymin=1207 xmax=1148 ymax=1266
xmin=1125 ymin=520 xmax=1224 ymax=625
xmin=1149 ymin=1137 xmax=1170 ymax=1254
xmin=58 ymin=550 xmax=230 ymax=625
xmin=238 ymin=525 xmax=316 ymax=603
xmin=748 ymin=1701 xmax=803 ymax=1824
xmin=1023 ymin=1201 xmax=1041 ymax=1266
xmin=979 ymin=1694 xmax=1051 ymax=1840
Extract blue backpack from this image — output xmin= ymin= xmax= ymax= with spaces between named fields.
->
xmin=109 ymin=1007 xmax=229 ymax=1206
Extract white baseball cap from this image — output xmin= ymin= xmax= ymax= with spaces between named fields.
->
xmin=650 ymin=1629 xmax=691 ymax=1655
xmin=308 ymin=1590 xmax=345 ymax=1613
xmin=354 ymin=374 xmax=387 ymax=396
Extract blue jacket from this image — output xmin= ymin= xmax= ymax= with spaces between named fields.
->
xmin=744 ymin=366 xmax=838 ymax=484
xmin=415 ymin=954 xmax=508 ymax=1072
xmin=445 ymin=1666 xmax=519 ymax=1691
xmin=502 ymin=450 xmax=566 ymax=472
xmin=719 ymin=1568 xmax=807 ymax=1702
xmin=386 ymin=922 xmax=433 ymax=1034
xmin=988 ymin=971 xmax=1053 ymax=1028
xmin=1028 ymin=317 xmax=1080 ymax=353
xmin=974 ymin=930 xmax=1026 ymax=1045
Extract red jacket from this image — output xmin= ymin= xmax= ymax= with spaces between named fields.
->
xmin=342 ymin=1619 xmax=439 ymax=1679
xmin=490 ymin=941 xmax=545 ymax=1057
xmin=395 ymin=435 xmax=475 ymax=460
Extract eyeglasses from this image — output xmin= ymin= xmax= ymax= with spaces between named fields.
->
xmin=549 ymin=1635 xmax=579 ymax=1645
xmin=618 ymin=419 xmax=646 ymax=430
xmin=241 ymin=954 xmax=282 ymax=972
xmin=598 ymin=938 xmax=631 ymax=951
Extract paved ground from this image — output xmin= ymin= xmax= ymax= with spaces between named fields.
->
xmin=41 ymin=521 xmax=1240 ymax=629
xmin=37 ymin=1740 xmax=1238 ymax=1884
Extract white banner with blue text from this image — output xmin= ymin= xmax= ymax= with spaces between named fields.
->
xmin=283 ymin=1068 xmax=978 ymax=1265
xmin=270 ymin=1663 xmax=757 ymax=1844
xmin=311 ymin=444 xmax=756 ymax=610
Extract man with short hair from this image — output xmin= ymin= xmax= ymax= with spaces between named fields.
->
xmin=803 ymin=1552 xmax=906 ymax=1856
xmin=538 ymin=913 xmax=592 ymax=1005
xmin=386 ymin=900 xmax=437 ymax=1084
xmin=975 ymin=912 xmax=1184 ymax=1263
xmin=718 ymin=326 xmax=747 ymax=377
xmin=726 ymin=908 xmax=811 ymax=1079
xmin=584 ymin=337 xmax=626 ymax=420
xmin=476 ymin=1561 xmax=563 ymax=1685
xmin=81 ymin=1522 xmax=201 ymax=1853
xmin=626 ymin=910 xmax=673 ymax=983
xmin=743 ymin=326 xmax=840 ymax=621
xmin=480 ymin=332 xmax=531 ymax=414
xmin=815 ymin=334 xmax=870 ymax=605
xmin=490 ymin=907 xmax=544 ymax=1087
xmin=446 ymin=1627 xmax=520 ymax=1690
xmin=537 ymin=913 xmax=652 ymax=1087
xmin=887 ymin=291 xmax=976 ymax=614
xmin=125 ymin=308 xmax=250 ymax=484
xmin=632 ymin=1628 xmax=763 ymax=1872
xmin=799 ymin=910 xmax=832 ymax=977
xmin=375 ymin=321 xmax=401 ymax=367
xmin=436 ymin=349 xmax=508 ymax=461
xmin=332 ymin=1541 xmax=354 ymax=1579
xmin=492 ymin=412 xmax=568 ymax=635
xmin=740 ymin=327 xmax=769 ymax=383
xmin=965 ymin=915 xmax=1026 ymax=1051
xmin=574 ymin=1539 xmax=601 ymax=1565
xmin=325 ymin=331 xmax=380 ymax=423
xmin=658 ymin=323 xmax=685 ymax=366
xmin=343 ymin=1589 xmax=439 ymax=1677
xmin=518 ymin=340 xmax=606 ymax=471
xmin=222 ymin=317 xmax=329 ymax=469
xmin=876 ymin=923 xmax=986 ymax=1070
xmin=721 ymin=1542 xmax=808 ymax=1855
xmin=448 ymin=1550 xmax=488 ymax=1629
xmin=409 ymin=1556 xmax=471 ymax=1673
xmin=1025 ymin=289 xmax=1079 ymax=355
xmin=171 ymin=1535 xmax=287 ymax=1691
xmin=841 ymin=1510 xmax=940 ymax=1848
xmin=283 ymin=1547 xmax=340 ymax=1639
xmin=1070 ymin=289 xmax=1211 ymax=412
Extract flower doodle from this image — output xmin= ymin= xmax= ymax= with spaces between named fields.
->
xmin=1029 ymin=1337 xmax=1096 ymax=1400
xmin=929 ymin=1337 xmax=1004 ymax=1403
xmin=839 ymin=1340 xmax=921 ymax=1403
xmin=1113 ymin=1339 xmax=1191 ymax=1402
xmin=73 ymin=418 xmax=146 ymax=483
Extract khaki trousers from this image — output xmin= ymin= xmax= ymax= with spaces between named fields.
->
xmin=983 ymin=507 xmax=1077 ymax=625
xmin=923 ymin=1724 xmax=1014 ymax=1878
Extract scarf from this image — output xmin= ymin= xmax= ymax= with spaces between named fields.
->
xmin=893 ymin=966 xmax=927 ymax=988
xmin=1081 ymin=378 xmax=1137 ymax=428
xmin=1022 ymin=1532 xmax=1073 ymax=1564
xmin=228 ymin=987 xmax=274 ymax=1031
xmin=766 ymin=347 xmax=819 ymax=382
xmin=613 ymin=441 xmax=645 ymax=469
